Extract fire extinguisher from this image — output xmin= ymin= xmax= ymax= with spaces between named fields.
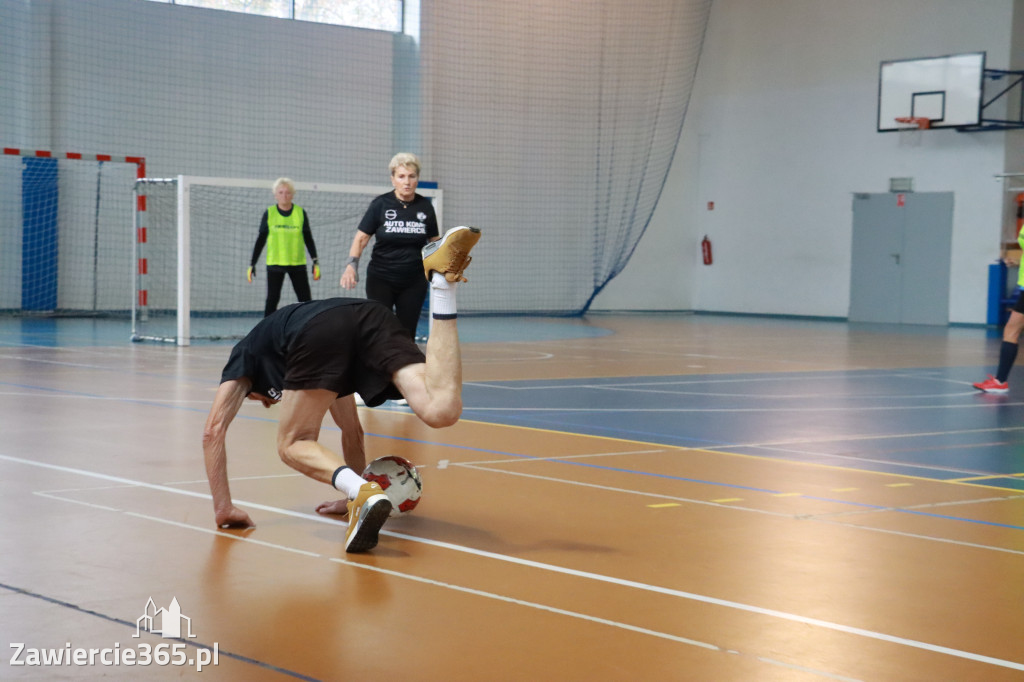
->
xmin=701 ymin=235 xmax=713 ymax=265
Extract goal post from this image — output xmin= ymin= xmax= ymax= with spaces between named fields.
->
xmin=2 ymin=147 xmax=144 ymax=317
xmin=132 ymin=175 xmax=443 ymax=346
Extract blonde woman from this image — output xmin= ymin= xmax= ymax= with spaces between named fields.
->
xmin=249 ymin=178 xmax=320 ymax=316
xmin=340 ymin=153 xmax=438 ymax=338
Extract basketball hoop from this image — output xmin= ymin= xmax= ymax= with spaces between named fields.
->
xmin=894 ymin=116 xmax=931 ymax=129
xmin=894 ymin=116 xmax=930 ymax=147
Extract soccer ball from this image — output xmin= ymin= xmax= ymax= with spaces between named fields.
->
xmin=362 ymin=456 xmax=423 ymax=517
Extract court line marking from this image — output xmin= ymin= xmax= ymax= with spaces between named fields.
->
xmin=327 ymin=559 xmax=862 ymax=682
xmin=3 ymin=372 xmax=1021 ymax=491
xmin=449 ymin=462 xmax=1024 ymax=555
xmin=5 ymin=453 xmax=1024 ymax=674
xmin=34 ymin=494 xmax=856 ymax=681
xmin=447 ymin=416 xmax=1024 ymax=494
xmin=8 ymin=368 xmax=1021 ymax=529
xmin=449 ymin=451 xmax=1024 ymax=532
xmin=42 ymin=464 xmax=1023 ymax=554
xmin=0 ymin=582 xmax=320 ymax=682
xmin=462 ymin=401 xmax=1018 ymax=413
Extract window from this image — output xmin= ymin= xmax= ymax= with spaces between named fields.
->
xmin=145 ymin=0 xmax=403 ymax=32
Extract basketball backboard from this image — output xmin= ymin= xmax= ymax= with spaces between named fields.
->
xmin=877 ymin=52 xmax=984 ymax=131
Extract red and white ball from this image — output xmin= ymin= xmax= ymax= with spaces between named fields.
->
xmin=362 ymin=455 xmax=423 ymax=517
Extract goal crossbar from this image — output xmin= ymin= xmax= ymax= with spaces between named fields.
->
xmin=133 ymin=175 xmax=443 ymax=346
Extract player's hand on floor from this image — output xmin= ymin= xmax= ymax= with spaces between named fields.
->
xmin=216 ymin=505 xmax=255 ymax=528
xmin=315 ymin=499 xmax=349 ymax=517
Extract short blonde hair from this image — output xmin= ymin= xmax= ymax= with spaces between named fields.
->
xmin=389 ymin=153 xmax=421 ymax=176
xmin=272 ymin=177 xmax=295 ymax=193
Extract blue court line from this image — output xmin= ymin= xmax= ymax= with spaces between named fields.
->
xmin=353 ymin=423 xmax=1024 ymax=531
xmin=4 ymin=379 xmax=1023 ymax=533
xmin=0 ymin=582 xmax=319 ymax=681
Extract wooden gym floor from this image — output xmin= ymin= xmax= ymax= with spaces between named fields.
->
xmin=0 ymin=313 xmax=1022 ymax=681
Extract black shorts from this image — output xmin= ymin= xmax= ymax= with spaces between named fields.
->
xmin=284 ymin=300 xmax=425 ymax=405
xmin=220 ymin=298 xmax=425 ymax=406
xmin=1013 ymin=287 xmax=1024 ymax=314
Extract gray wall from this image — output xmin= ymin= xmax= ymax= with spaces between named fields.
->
xmin=2 ymin=0 xmax=706 ymax=316
xmin=6 ymin=0 xmax=1023 ymax=322
xmin=592 ymin=0 xmax=1024 ymax=325
xmin=1 ymin=0 xmax=395 ymax=182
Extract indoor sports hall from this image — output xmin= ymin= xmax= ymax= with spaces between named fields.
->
xmin=3 ymin=1 xmax=1024 ymax=680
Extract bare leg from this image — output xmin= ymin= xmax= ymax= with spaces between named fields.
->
xmin=393 ymin=317 xmax=462 ymax=428
xmin=276 ymin=388 xmax=345 ymax=483
xmin=1003 ymin=310 xmax=1024 ymax=344
xmin=328 ymin=393 xmax=366 ymax=473
xmin=394 ymin=225 xmax=480 ymax=427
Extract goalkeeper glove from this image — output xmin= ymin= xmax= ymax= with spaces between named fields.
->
xmin=312 ymin=259 xmax=321 ymax=281
xmin=247 ymin=266 xmax=255 ymax=283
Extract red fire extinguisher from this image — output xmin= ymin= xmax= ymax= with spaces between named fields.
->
xmin=701 ymin=235 xmax=713 ymax=265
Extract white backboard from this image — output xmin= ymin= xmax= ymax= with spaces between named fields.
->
xmin=877 ymin=52 xmax=984 ymax=131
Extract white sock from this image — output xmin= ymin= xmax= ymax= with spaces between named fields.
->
xmin=332 ymin=466 xmax=367 ymax=499
xmin=430 ymin=272 xmax=457 ymax=319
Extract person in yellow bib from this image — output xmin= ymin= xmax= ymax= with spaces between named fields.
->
xmin=249 ymin=178 xmax=320 ymax=316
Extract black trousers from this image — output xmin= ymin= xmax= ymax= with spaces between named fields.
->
xmin=265 ymin=265 xmax=311 ymax=316
xmin=364 ymin=272 xmax=428 ymax=340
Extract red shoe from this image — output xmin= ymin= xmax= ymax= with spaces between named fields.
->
xmin=973 ymin=375 xmax=1009 ymax=393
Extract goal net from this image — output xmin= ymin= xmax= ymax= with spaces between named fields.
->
xmin=1 ymin=151 xmax=138 ymax=317
xmin=132 ymin=176 xmax=442 ymax=345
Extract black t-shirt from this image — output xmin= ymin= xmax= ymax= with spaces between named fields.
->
xmin=220 ymin=299 xmax=359 ymax=400
xmin=219 ymin=298 xmax=425 ymax=406
xmin=358 ymin=192 xmax=439 ymax=283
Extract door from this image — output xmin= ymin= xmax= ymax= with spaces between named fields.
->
xmin=849 ymin=192 xmax=953 ymax=324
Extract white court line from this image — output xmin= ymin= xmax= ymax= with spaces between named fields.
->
xmin=461 ymin=402 xmax=1012 ymax=413
xmin=450 ymin=460 xmax=1024 ymax=556
xmin=725 ymin=425 xmax=1024 ymax=449
xmin=466 ymin=371 xmax=974 ymax=391
xmin=460 ymin=447 xmax=665 ymax=466
xmin=327 ymin=559 xmax=862 ymax=682
xmin=29 ymin=482 xmax=855 ymax=680
xmin=3 ymin=453 xmax=1023 ymax=674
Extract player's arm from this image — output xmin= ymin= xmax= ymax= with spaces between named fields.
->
xmin=202 ymin=378 xmax=256 ymax=528
xmin=425 ymin=201 xmax=441 ymax=242
xmin=339 ymin=230 xmax=372 ymax=289
xmin=248 ymin=212 xmax=269 ymax=282
xmin=302 ymin=211 xmax=320 ymax=280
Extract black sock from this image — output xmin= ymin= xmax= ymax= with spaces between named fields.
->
xmin=996 ymin=341 xmax=1018 ymax=382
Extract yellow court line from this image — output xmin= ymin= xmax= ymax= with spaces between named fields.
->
xmin=946 ymin=473 xmax=1024 ymax=483
xmin=449 ymin=416 xmax=1024 ymax=495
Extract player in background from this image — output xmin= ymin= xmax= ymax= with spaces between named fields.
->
xmin=249 ymin=177 xmax=321 ymax=317
xmin=203 ymin=226 xmax=481 ymax=553
xmin=340 ymin=153 xmax=439 ymax=340
xmin=974 ymin=228 xmax=1024 ymax=393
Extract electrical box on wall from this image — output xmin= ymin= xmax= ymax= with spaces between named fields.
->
xmin=889 ymin=177 xmax=914 ymax=192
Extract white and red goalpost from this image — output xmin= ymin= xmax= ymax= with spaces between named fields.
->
xmin=1 ymin=147 xmax=145 ymax=317
xmin=132 ymin=175 xmax=442 ymax=345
